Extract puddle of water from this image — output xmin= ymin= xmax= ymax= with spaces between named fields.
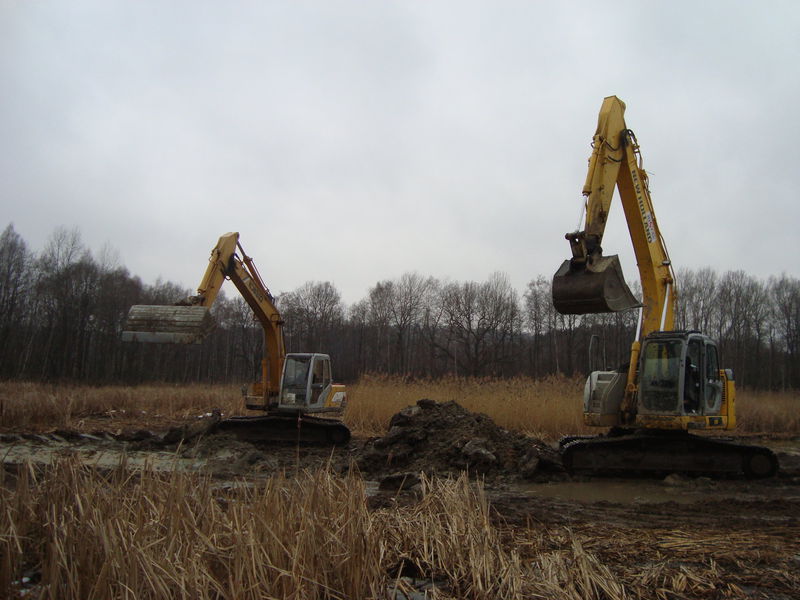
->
xmin=762 ymin=438 xmax=800 ymax=455
xmin=1 ymin=442 xmax=210 ymax=472
xmin=517 ymin=480 xmax=713 ymax=505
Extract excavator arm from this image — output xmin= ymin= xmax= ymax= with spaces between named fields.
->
xmin=554 ymin=95 xmax=676 ymax=337
xmin=123 ymin=232 xmax=286 ymax=401
xmin=553 ymin=96 xmax=678 ymax=423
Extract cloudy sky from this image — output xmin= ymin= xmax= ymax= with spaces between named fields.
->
xmin=2 ymin=1 xmax=798 ymax=303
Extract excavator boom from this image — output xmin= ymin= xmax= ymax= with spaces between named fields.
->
xmin=553 ymin=96 xmax=673 ymax=330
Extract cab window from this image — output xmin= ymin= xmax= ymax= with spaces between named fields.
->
xmin=706 ymin=345 xmax=720 ymax=381
xmin=323 ymin=359 xmax=331 ymax=385
xmin=640 ymin=340 xmax=682 ymax=412
xmin=705 ymin=344 xmax=721 ymax=410
xmin=312 ymin=359 xmax=324 ymax=385
xmin=284 ymin=356 xmax=311 ymax=388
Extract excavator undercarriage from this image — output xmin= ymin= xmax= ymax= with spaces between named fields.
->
xmin=167 ymin=411 xmax=351 ymax=446
xmin=560 ymin=430 xmax=779 ymax=479
xmin=216 ymin=414 xmax=351 ymax=445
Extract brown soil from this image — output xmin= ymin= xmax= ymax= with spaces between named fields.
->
xmin=355 ymin=398 xmax=564 ymax=488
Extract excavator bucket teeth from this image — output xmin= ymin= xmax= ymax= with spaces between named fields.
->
xmin=121 ymin=305 xmax=216 ymax=344
xmin=552 ymin=254 xmax=641 ymax=315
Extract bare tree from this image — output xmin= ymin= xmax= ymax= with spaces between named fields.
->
xmin=3 ymin=222 xmax=800 ymax=390
xmin=0 ymin=224 xmax=31 ymax=376
xmin=346 ymin=298 xmax=370 ymax=376
xmin=28 ymin=228 xmax=101 ymax=379
xmin=713 ymin=270 xmax=768 ymax=388
xmin=280 ymin=281 xmax=344 ymax=353
xmin=770 ymin=274 xmax=800 ymax=389
xmin=438 ymin=272 xmax=520 ymax=376
xmin=523 ymin=276 xmax=556 ymax=377
xmin=371 ymin=272 xmax=437 ymax=374
xmin=365 ymin=280 xmax=393 ymax=372
xmin=677 ymin=267 xmax=719 ymax=333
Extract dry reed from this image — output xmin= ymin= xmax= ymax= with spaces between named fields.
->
xmin=1 ymin=459 xmax=383 ymax=599
xmin=346 ymin=374 xmax=588 ymax=441
xmin=734 ymin=389 xmax=800 ymax=433
xmin=5 ymin=460 xmax=788 ymax=599
xmin=0 ymin=460 xmax=594 ymax=599
xmin=0 ymin=382 xmax=245 ymax=432
xmin=1 ymin=378 xmax=798 ymax=440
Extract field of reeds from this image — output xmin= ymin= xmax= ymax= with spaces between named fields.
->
xmin=1 ymin=376 xmax=798 ymax=439
xmin=0 ymin=458 xmax=618 ymax=599
xmin=5 ymin=459 xmax=795 ymax=599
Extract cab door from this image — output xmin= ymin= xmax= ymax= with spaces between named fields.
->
xmin=308 ymin=355 xmax=332 ymax=409
xmin=703 ymin=342 xmax=723 ymax=415
xmin=683 ymin=339 xmax=703 ymax=414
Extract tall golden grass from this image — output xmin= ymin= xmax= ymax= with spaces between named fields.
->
xmin=0 ymin=460 xmax=592 ymax=599
xmin=735 ymin=389 xmax=800 ymax=433
xmin=6 ymin=459 xmax=782 ymax=599
xmin=0 ymin=382 xmax=245 ymax=432
xmin=1 ymin=377 xmax=798 ymax=439
xmin=346 ymin=374 xmax=589 ymax=440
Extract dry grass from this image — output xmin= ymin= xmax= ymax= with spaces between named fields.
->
xmin=346 ymin=374 xmax=588 ymax=441
xmin=735 ymin=389 xmax=800 ymax=433
xmin=3 ymin=460 xmax=795 ymax=599
xmin=0 ymin=460 xmax=384 ymax=599
xmin=1 ymin=378 xmax=798 ymax=440
xmin=0 ymin=461 xmax=581 ymax=599
xmin=511 ymin=522 xmax=799 ymax=600
xmin=0 ymin=382 xmax=245 ymax=433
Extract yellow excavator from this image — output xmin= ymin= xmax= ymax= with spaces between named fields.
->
xmin=122 ymin=232 xmax=350 ymax=444
xmin=553 ymin=96 xmax=777 ymax=478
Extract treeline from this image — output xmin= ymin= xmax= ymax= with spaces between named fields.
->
xmin=1 ymin=224 xmax=799 ymax=390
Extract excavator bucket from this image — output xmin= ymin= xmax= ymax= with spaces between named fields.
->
xmin=121 ymin=305 xmax=216 ymax=344
xmin=552 ymin=255 xmax=641 ymax=315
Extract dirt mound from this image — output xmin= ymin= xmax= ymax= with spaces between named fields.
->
xmin=357 ymin=399 xmax=563 ymax=488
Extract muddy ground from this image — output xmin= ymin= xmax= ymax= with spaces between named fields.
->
xmin=2 ymin=399 xmax=800 ymax=598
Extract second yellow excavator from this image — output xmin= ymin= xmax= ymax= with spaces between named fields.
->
xmin=553 ymin=96 xmax=777 ymax=478
xmin=122 ymin=232 xmax=350 ymax=444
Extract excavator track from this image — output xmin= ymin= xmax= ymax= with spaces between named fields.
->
xmin=216 ymin=414 xmax=351 ymax=445
xmin=561 ymin=430 xmax=778 ymax=479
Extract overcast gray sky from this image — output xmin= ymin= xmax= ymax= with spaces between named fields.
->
xmin=2 ymin=1 xmax=798 ymax=303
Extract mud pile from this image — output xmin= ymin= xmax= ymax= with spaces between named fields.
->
xmin=357 ymin=399 xmax=563 ymax=488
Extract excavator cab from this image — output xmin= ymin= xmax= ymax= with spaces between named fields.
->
xmin=278 ymin=354 xmax=331 ymax=410
xmin=552 ymin=254 xmax=641 ymax=315
xmin=637 ymin=331 xmax=724 ymax=419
